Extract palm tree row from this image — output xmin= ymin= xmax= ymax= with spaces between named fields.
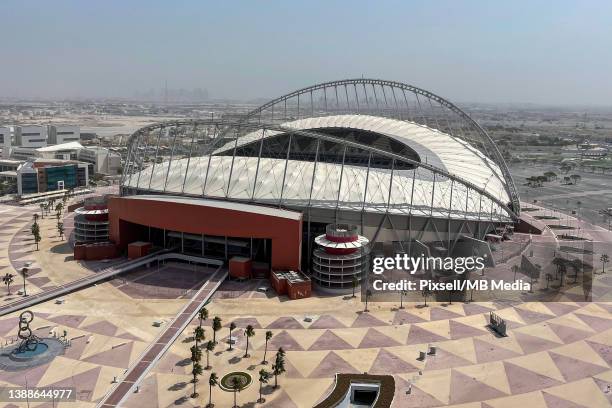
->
xmin=189 ymin=307 xmax=283 ymax=406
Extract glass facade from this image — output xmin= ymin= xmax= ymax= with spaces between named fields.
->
xmin=21 ymin=172 xmax=38 ymax=194
xmin=43 ymin=165 xmax=77 ymax=191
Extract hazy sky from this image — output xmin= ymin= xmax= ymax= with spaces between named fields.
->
xmin=1 ymin=1 xmax=611 ymax=105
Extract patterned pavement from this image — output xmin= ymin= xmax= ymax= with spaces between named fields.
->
xmin=0 ymin=194 xmax=610 ymax=407
xmin=0 ymin=263 xmax=204 ymax=408
xmin=119 ymin=286 xmax=612 ymax=408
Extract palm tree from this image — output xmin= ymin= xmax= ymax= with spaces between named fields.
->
xmin=212 ymin=317 xmax=222 ymax=344
xmin=57 ymin=222 xmax=64 ymax=240
xmin=600 ymin=254 xmax=609 ymax=274
xmin=351 ymin=275 xmax=358 ymax=298
xmin=3 ymin=273 xmax=14 ymax=295
xmin=258 ymin=369 xmax=271 ymax=403
xmin=399 ymin=290 xmax=406 ymax=309
xmin=31 ymin=222 xmax=41 ymax=251
xmin=207 ymin=372 xmax=218 ymax=408
xmin=552 ymin=258 xmax=565 ymax=275
xmin=194 ymin=326 xmax=205 ymax=348
xmin=228 ymin=322 xmax=236 ymax=350
xmin=231 ymin=376 xmax=241 ymax=408
xmin=545 ymin=273 xmax=553 ymax=290
xmin=262 ymin=330 xmax=273 ymax=364
xmin=191 ymin=362 xmax=203 ymax=398
xmin=21 ymin=266 xmax=29 ymax=296
xmin=55 ymin=202 xmax=63 ymax=216
xmin=198 ymin=306 xmax=209 ymax=327
xmin=364 ymin=289 xmax=371 ymax=312
xmin=191 ymin=345 xmax=202 ymax=367
xmin=570 ymin=174 xmax=581 ymax=185
xmin=544 ymin=171 xmax=557 ymax=181
xmin=559 ymin=263 xmax=567 ymax=286
xmin=512 ymin=264 xmax=520 ymax=281
xmin=272 ymin=347 xmax=286 ymax=389
xmin=244 ymin=325 xmax=255 ymax=358
xmin=204 ymin=340 xmax=215 ymax=369
xmin=421 ymin=289 xmax=430 ymax=307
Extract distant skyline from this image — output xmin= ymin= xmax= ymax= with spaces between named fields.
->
xmin=1 ymin=1 xmax=611 ymax=106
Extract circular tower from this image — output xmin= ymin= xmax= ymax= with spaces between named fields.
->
xmin=312 ymin=224 xmax=369 ymax=293
xmin=74 ymin=196 xmax=110 ymax=243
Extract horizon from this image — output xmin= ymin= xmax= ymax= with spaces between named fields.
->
xmin=1 ymin=1 xmax=611 ymax=106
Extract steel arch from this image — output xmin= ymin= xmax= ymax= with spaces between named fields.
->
xmin=242 ymin=78 xmax=520 ymax=215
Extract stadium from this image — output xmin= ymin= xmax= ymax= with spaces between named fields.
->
xmin=113 ymin=79 xmax=521 ymax=291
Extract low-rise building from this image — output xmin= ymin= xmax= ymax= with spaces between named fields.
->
xmin=10 ymin=146 xmax=37 ymax=161
xmin=77 ymin=146 xmax=121 ymax=175
xmin=16 ymin=158 xmax=89 ymax=196
xmin=15 ymin=125 xmax=48 ymax=148
xmin=35 ymin=141 xmax=82 ymax=160
xmin=0 ymin=126 xmax=11 ymax=158
xmin=16 ymin=162 xmax=39 ymax=195
xmin=48 ymin=125 xmax=80 ymax=144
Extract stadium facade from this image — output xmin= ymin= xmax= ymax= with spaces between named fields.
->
xmin=112 ymin=79 xmax=520 ymax=291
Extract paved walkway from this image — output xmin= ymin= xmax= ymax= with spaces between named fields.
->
xmin=0 ymin=252 xmax=222 ymax=317
xmin=0 ymin=252 xmax=162 ymax=317
xmin=99 ymin=267 xmax=227 ymax=407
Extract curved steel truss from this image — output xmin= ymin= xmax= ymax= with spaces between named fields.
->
xmin=242 ymin=78 xmax=520 ymax=214
xmin=121 ymin=119 xmax=517 ymax=221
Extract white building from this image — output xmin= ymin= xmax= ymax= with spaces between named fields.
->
xmin=48 ymin=125 xmax=80 ymax=145
xmin=16 ymin=161 xmax=38 ymax=195
xmin=15 ymin=125 xmax=47 ymax=148
xmin=0 ymin=127 xmax=11 ymax=158
xmin=77 ymin=146 xmax=122 ymax=175
xmin=35 ymin=141 xmax=83 ymax=160
xmin=10 ymin=147 xmax=38 ymax=161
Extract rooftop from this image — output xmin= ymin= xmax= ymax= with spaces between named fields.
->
xmin=123 ymin=195 xmax=304 ymax=221
xmin=36 ymin=141 xmax=84 ymax=152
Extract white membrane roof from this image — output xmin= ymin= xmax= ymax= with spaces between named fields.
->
xmin=125 ymin=115 xmax=512 ymax=222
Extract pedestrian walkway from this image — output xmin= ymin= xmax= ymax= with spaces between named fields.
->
xmin=98 ymin=266 xmax=227 ymax=407
xmin=0 ymin=252 xmax=222 ymax=317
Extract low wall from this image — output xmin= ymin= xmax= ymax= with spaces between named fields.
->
xmin=74 ymin=242 xmax=119 ymax=260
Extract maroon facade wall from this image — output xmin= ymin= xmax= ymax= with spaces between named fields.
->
xmin=108 ymin=196 xmax=303 ymax=270
xmin=74 ymin=242 xmax=119 ymax=260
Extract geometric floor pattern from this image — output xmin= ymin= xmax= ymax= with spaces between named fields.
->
xmin=0 ymin=277 xmax=190 ymax=408
xmin=0 ymin=310 xmax=150 ymax=406
xmin=121 ymin=290 xmax=612 ymax=408
xmin=1 ymin=196 xmax=611 ymax=407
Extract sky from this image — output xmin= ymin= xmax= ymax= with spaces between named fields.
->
xmin=1 ymin=0 xmax=611 ymax=105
